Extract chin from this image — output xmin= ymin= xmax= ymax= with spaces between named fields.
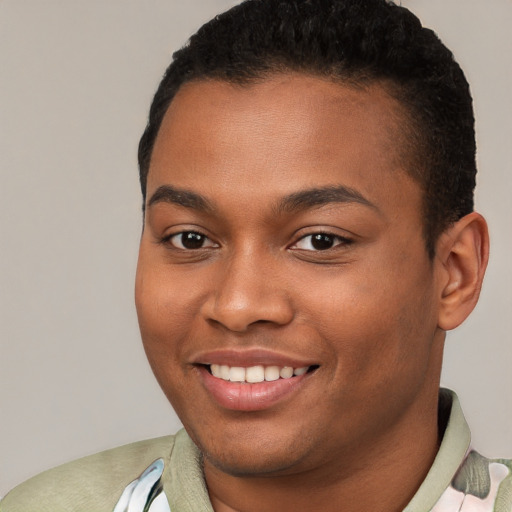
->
xmin=187 ymin=422 xmax=314 ymax=478
xmin=203 ymin=447 xmax=306 ymax=478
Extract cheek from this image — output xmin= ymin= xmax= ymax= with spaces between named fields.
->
xmin=135 ymin=259 xmax=200 ymax=409
xmin=136 ymin=253 xmax=198 ymax=336
xmin=298 ymin=259 xmax=437 ymax=374
xmin=135 ymin=257 xmax=191 ymax=375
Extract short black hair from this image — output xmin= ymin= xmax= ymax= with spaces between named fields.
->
xmin=138 ymin=0 xmax=476 ymax=257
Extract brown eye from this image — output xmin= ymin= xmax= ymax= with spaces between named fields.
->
xmin=293 ymin=233 xmax=351 ymax=251
xmin=168 ymin=231 xmax=218 ymax=250
xmin=311 ymin=234 xmax=335 ymax=250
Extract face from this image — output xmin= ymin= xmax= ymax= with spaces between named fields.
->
xmin=135 ymin=74 xmax=445 ymax=478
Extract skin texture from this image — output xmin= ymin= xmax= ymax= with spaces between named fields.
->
xmin=135 ymin=74 xmax=489 ymax=512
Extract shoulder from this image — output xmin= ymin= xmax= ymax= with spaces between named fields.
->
xmin=0 ymin=435 xmax=175 ymax=512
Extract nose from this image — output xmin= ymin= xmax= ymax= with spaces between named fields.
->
xmin=201 ymin=249 xmax=294 ymax=332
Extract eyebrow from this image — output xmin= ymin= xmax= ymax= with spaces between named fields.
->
xmin=146 ymin=183 xmax=378 ymax=216
xmin=147 ymin=185 xmax=214 ymax=213
xmin=276 ymin=185 xmax=379 ymax=214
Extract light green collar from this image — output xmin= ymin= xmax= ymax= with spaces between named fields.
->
xmin=404 ymin=388 xmax=471 ymax=511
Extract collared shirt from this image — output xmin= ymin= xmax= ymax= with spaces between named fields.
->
xmin=1 ymin=389 xmax=511 ymax=512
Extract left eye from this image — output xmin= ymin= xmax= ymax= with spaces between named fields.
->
xmin=167 ymin=231 xmax=218 ymax=250
xmin=292 ymin=233 xmax=350 ymax=251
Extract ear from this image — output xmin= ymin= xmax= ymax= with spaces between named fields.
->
xmin=436 ymin=212 xmax=489 ymax=331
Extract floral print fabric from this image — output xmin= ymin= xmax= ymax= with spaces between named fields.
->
xmin=113 ymin=458 xmax=170 ymax=512
xmin=432 ymin=451 xmax=512 ymax=512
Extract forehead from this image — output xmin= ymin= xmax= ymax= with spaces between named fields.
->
xmin=148 ymin=74 xmax=420 ymax=218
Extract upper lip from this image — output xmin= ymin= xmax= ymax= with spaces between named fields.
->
xmin=192 ymin=348 xmax=318 ymax=368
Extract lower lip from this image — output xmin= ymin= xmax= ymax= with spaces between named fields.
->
xmin=198 ymin=366 xmax=311 ymax=411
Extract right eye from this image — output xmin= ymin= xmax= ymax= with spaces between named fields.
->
xmin=164 ymin=231 xmax=218 ymax=250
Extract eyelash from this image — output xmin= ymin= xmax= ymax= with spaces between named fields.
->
xmin=160 ymin=230 xmax=353 ymax=252
xmin=292 ymin=232 xmax=353 ymax=251
xmin=160 ymin=231 xmax=218 ymax=250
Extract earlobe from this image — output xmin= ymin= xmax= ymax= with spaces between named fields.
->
xmin=437 ymin=212 xmax=489 ymax=331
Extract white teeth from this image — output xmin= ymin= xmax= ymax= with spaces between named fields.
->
xmin=246 ymin=365 xmax=265 ymax=383
xmin=280 ymin=366 xmax=293 ymax=378
xmin=264 ymin=366 xmax=280 ymax=381
xmin=220 ymin=365 xmax=230 ymax=380
xmin=209 ymin=364 xmax=312 ymax=383
xmin=229 ymin=367 xmax=246 ymax=382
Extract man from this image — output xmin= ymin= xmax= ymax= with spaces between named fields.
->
xmin=1 ymin=0 xmax=510 ymax=511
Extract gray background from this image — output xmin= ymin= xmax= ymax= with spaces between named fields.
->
xmin=1 ymin=0 xmax=511 ymax=497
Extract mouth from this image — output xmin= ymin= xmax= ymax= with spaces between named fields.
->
xmin=196 ymin=360 xmax=320 ymax=411
xmin=204 ymin=363 xmax=319 ymax=383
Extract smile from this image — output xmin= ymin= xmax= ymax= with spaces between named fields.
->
xmin=198 ymin=361 xmax=319 ymax=411
xmin=209 ymin=364 xmax=310 ymax=383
